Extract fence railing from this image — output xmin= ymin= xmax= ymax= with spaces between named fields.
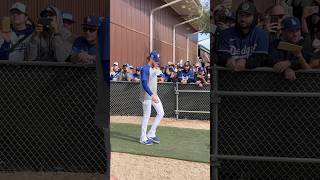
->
xmin=174 ymin=83 xmax=210 ymax=119
xmin=211 ymin=66 xmax=320 ymax=179
xmin=0 ymin=61 xmax=108 ymax=177
xmin=110 ymin=81 xmax=210 ymax=120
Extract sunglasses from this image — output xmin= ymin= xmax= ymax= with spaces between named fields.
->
xmin=43 ymin=12 xmax=55 ymax=18
xmin=83 ymin=27 xmax=97 ymax=33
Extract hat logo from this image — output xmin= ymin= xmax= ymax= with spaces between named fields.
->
xmin=291 ymin=19 xmax=297 ymax=25
xmin=242 ymin=3 xmax=250 ymax=11
xmin=87 ymin=17 xmax=91 ymax=22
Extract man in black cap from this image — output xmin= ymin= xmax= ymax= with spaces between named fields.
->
xmin=216 ymin=1 xmax=269 ymax=71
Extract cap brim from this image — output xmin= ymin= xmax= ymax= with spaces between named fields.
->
xmin=82 ymin=24 xmax=99 ymax=28
xmin=151 ymin=57 xmax=160 ymax=62
xmin=63 ymin=19 xmax=75 ymax=23
xmin=10 ymin=8 xmax=25 ymax=14
xmin=239 ymin=10 xmax=254 ymax=15
xmin=282 ymin=27 xmax=300 ymax=32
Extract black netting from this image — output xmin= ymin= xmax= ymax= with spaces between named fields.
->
xmin=0 ymin=63 xmax=108 ymax=174
xmin=110 ymin=82 xmax=210 ymax=120
xmin=217 ymin=68 xmax=320 ymax=92
xmin=219 ymin=160 xmax=320 ymax=180
xmin=218 ymin=96 xmax=320 ymax=158
xmin=212 ymin=67 xmax=320 ymax=179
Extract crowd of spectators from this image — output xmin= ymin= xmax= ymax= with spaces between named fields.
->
xmin=0 ymin=2 xmax=103 ymax=63
xmin=213 ymin=0 xmax=320 ymax=80
xmin=110 ymin=60 xmax=210 ymax=87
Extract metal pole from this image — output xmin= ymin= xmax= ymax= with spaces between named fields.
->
xmin=216 ymin=91 xmax=320 ymax=97
xmin=150 ymin=0 xmax=184 ymax=52
xmin=173 ymin=5 xmax=203 ymax=64
xmin=217 ymin=154 xmax=320 ymax=164
xmin=212 ymin=64 xmax=219 ymax=180
xmin=175 ymin=83 xmax=179 ymax=120
xmin=186 ymin=36 xmax=189 ymax=61
xmin=186 ymin=28 xmax=204 ymax=63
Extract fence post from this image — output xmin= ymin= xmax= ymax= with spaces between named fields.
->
xmin=175 ymin=82 xmax=179 ymax=120
xmin=212 ymin=64 xmax=220 ymax=180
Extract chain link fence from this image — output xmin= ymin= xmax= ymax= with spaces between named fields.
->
xmin=211 ymin=67 xmax=320 ymax=179
xmin=110 ymin=81 xmax=210 ymax=120
xmin=0 ymin=61 xmax=108 ymax=179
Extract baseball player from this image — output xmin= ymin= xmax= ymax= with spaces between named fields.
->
xmin=139 ymin=50 xmax=164 ymax=145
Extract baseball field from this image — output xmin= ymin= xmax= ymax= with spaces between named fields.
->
xmin=110 ymin=116 xmax=210 ymax=180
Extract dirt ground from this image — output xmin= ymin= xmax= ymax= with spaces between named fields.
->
xmin=111 ymin=116 xmax=210 ymax=180
xmin=111 ymin=116 xmax=210 ymax=130
xmin=111 ymin=152 xmax=210 ymax=180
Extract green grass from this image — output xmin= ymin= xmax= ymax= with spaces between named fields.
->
xmin=110 ymin=123 xmax=210 ymax=163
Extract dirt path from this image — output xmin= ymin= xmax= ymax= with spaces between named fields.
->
xmin=111 ymin=116 xmax=210 ymax=130
xmin=111 ymin=152 xmax=210 ymax=180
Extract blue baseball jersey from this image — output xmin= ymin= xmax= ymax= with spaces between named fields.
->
xmin=72 ymin=36 xmax=97 ymax=55
xmin=178 ymin=69 xmax=195 ymax=81
xmin=132 ymin=73 xmax=140 ymax=79
xmin=217 ymin=26 xmax=269 ymax=60
xmin=140 ymin=64 xmax=157 ymax=102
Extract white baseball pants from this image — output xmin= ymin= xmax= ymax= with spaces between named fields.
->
xmin=140 ymin=99 xmax=164 ymax=142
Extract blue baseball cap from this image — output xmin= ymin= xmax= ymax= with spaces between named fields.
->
xmin=136 ymin=66 xmax=141 ymax=71
xmin=150 ymin=50 xmax=160 ymax=62
xmin=281 ymin=16 xmax=301 ymax=32
xmin=198 ymin=67 xmax=204 ymax=72
xmin=82 ymin=16 xmax=101 ymax=28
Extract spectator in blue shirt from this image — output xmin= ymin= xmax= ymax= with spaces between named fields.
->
xmin=178 ymin=62 xmax=195 ymax=84
xmin=132 ymin=66 xmax=141 ymax=82
xmin=216 ymin=1 xmax=269 ymax=71
xmin=70 ymin=16 xmax=100 ymax=63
